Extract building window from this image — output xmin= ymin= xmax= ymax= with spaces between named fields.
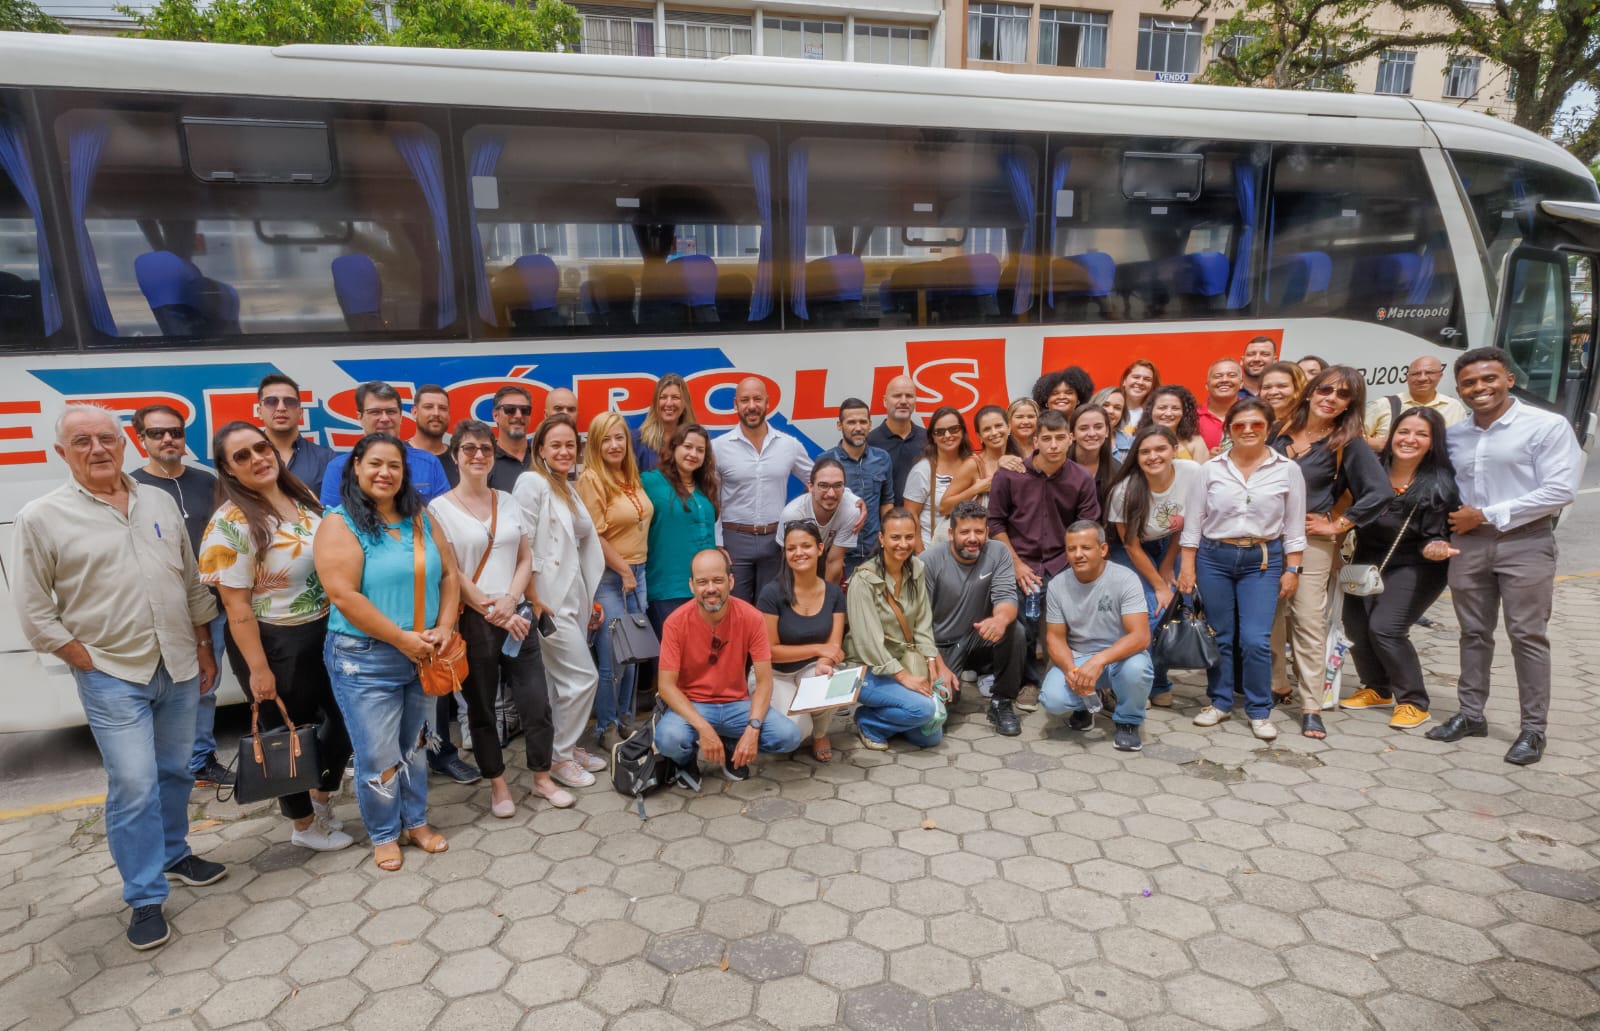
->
xmin=764 ymin=18 xmax=844 ymax=60
xmin=1304 ymin=47 xmax=1346 ymax=91
xmin=1443 ymin=55 xmax=1481 ymax=99
xmin=1214 ymin=32 xmax=1254 ymax=59
xmin=1038 ymin=9 xmax=1108 ymax=68
xmin=583 ymin=15 xmax=656 ymax=56
xmin=1375 ymin=49 xmax=1416 ymax=95
xmin=1137 ymin=17 xmax=1203 ymax=76
xmin=853 ymin=23 xmax=931 ymax=65
xmin=967 ymin=3 xmax=1030 ymax=64
xmin=665 ymin=20 xmax=753 ymax=59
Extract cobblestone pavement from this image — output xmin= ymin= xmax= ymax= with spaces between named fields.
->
xmin=4 ymin=581 xmax=1600 ymax=1031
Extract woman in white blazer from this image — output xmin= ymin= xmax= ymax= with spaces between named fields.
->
xmin=513 ymin=414 xmax=609 ymax=790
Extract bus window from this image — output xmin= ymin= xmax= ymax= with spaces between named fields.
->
xmin=1264 ymin=145 xmax=1462 ymax=346
xmin=1448 ymin=151 xmax=1600 ymax=296
xmin=464 ymin=122 xmax=772 ymax=336
xmin=0 ymin=96 xmax=63 ymax=350
xmin=1047 ymin=141 xmax=1260 ymax=323
xmin=1497 ymin=247 xmax=1570 ymax=408
xmin=49 ymin=102 xmax=458 ymax=344
xmin=788 ymin=131 xmax=1040 ymax=329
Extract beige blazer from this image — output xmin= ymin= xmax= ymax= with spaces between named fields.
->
xmin=513 ymin=469 xmax=604 ymax=611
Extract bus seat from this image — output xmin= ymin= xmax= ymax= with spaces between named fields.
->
xmin=1049 ymin=253 xmax=1115 ymax=322
xmin=0 ymin=272 xmax=43 ymax=338
xmin=805 ymin=254 xmax=866 ymax=327
xmin=929 ymin=253 xmax=1001 ymax=323
xmin=670 ymin=254 xmax=720 ymax=324
xmin=717 ymin=272 xmax=752 ymax=325
xmin=137 ymin=250 xmax=239 ymax=337
xmin=588 ymin=273 xmax=637 ymax=330
xmin=1268 ymin=251 xmax=1332 ymax=307
xmin=505 ymin=254 xmax=560 ymax=332
xmin=1176 ymin=251 xmax=1229 ymax=314
xmin=638 ymin=261 xmax=690 ymax=329
xmin=1114 ymin=259 xmax=1172 ymax=319
xmin=332 ymin=254 xmax=384 ymax=332
xmin=1354 ymin=252 xmax=1421 ymax=297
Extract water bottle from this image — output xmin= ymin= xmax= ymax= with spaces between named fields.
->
xmin=501 ymin=602 xmax=535 ymax=658
xmin=1023 ymin=585 xmax=1042 ymax=622
xmin=1081 ymin=686 xmax=1104 ymax=714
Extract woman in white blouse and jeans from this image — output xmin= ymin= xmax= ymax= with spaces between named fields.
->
xmin=1177 ymin=398 xmax=1307 ymax=741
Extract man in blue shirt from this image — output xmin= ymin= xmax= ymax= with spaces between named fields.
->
xmin=818 ymin=397 xmax=894 ymax=580
xmin=318 ymin=381 xmax=452 ymax=507
xmin=258 ymin=374 xmax=336 ymax=495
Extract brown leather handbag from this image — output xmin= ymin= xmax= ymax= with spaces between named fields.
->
xmin=413 ymin=516 xmax=469 ymax=697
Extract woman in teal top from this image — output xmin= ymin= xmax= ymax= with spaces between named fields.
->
xmin=640 ymin=423 xmax=719 ymax=633
xmin=315 ymin=433 xmax=461 ymax=873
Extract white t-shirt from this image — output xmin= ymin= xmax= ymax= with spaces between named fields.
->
xmin=1106 ymin=459 xmax=1201 ymax=541
xmin=429 ymin=491 xmax=526 ymax=597
xmin=776 ymin=488 xmax=861 ymax=552
xmin=903 ymin=458 xmax=954 ymax=550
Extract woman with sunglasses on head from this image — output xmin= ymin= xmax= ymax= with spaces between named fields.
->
xmin=200 ymin=421 xmax=351 ymax=852
xmin=1120 ymin=359 xmax=1160 ymax=428
xmin=635 ymin=373 xmax=692 ymax=473
xmin=641 ymin=423 xmax=720 ymax=633
xmin=759 ymin=521 xmax=848 ymax=762
xmin=429 ymin=420 xmax=570 ymax=816
xmin=1008 ymin=398 xmax=1040 ymax=461
xmin=1339 ymin=407 xmax=1459 ymax=731
xmin=1177 ymin=399 xmax=1306 ymax=742
xmin=1269 ymin=365 xmax=1392 ymax=738
xmin=578 ymin=412 xmax=655 ymax=749
xmin=1139 ymin=385 xmax=1209 ymax=463
xmin=514 ymin=415 xmax=609 ymax=790
xmin=1259 ymin=361 xmax=1308 ymax=429
xmin=1092 ymin=387 xmax=1133 ymax=465
xmin=314 ymin=433 xmax=461 ymax=871
xmin=904 ymin=406 xmax=980 ymax=553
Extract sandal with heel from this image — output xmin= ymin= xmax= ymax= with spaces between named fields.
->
xmin=399 ymin=827 xmax=450 ymax=854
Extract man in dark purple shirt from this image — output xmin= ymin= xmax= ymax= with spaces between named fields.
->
xmin=987 ymin=409 xmax=1101 ymax=684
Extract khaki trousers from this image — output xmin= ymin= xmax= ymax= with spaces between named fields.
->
xmin=1270 ymin=536 xmax=1339 ymax=711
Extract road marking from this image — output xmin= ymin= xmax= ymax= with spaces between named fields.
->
xmin=1555 ymin=570 xmax=1600 ymax=582
xmin=0 ymin=794 xmax=106 ymax=823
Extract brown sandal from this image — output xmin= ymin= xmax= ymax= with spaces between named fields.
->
xmin=373 ymin=843 xmax=403 ymax=872
xmin=399 ymin=827 xmax=449 ymax=854
xmin=810 ymin=736 xmax=834 ymax=763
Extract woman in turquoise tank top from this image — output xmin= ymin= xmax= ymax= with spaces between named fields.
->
xmin=315 ymin=434 xmax=462 ymax=873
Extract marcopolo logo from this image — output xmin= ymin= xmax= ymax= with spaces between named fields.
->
xmin=1376 ymin=305 xmax=1452 ymax=321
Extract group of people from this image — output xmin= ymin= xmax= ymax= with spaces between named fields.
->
xmin=11 ymin=338 xmax=1580 ymax=951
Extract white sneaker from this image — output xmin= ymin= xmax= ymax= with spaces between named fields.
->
xmin=1250 ymin=717 xmax=1278 ymax=741
xmin=977 ymin=674 xmax=996 ymax=698
xmin=573 ymin=746 xmax=608 ymax=773
xmin=291 ymin=822 xmax=355 ymax=852
xmin=551 ymin=760 xmax=596 ymax=789
xmin=1193 ymin=706 xmax=1232 ymax=727
xmin=311 ymin=799 xmax=344 ymax=833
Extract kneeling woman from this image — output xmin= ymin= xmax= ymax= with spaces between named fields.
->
xmin=759 ymin=521 xmax=847 ymax=762
xmin=315 ymin=433 xmax=461 ymax=871
xmin=203 ymin=421 xmax=351 ymax=852
xmin=845 ymin=508 xmax=953 ymax=750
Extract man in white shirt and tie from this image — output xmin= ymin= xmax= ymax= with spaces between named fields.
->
xmin=1428 ymin=347 xmax=1583 ymax=766
xmin=714 ymin=377 xmax=813 ymax=603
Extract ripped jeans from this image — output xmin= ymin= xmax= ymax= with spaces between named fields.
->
xmin=324 ymin=632 xmax=431 ymax=847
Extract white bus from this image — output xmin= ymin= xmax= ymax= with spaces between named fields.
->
xmin=2 ymin=33 xmax=1598 ymax=730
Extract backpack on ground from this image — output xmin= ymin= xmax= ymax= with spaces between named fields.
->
xmin=611 ymin=710 xmax=700 ymax=819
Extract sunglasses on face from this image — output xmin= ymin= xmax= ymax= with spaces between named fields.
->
xmin=260 ymin=395 xmax=301 ymax=409
xmin=229 ymin=440 xmax=275 ymax=466
xmin=1231 ymin=421 xmax=1269 ymax=433
xmin=143 ymin=426 xmax=184 ymax=440
xmin=457 ymin=443 xmax=494 ymax=457
xmin=931 ymin=425 xmax=965 ymax=438
xmin=497 ymin=404 xmax=532 ymax=416
xmin=1313 ymin=384 xmax=1353 ymax=400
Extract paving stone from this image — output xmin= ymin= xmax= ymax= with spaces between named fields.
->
xmin=503 ymin=954 xmax=589 ymax=1008
xmin=645 ymin=931 xmax=726 ymax=974
xmin=1163 ymin=972 xmax=1271 ymax=1031
xmin=1479 ymin=961 xmax=1600 ymax=1017
xmin=427 ymin=946 xmax=510 ymax=998
xmin=1284 ymin=944 xmax=1390 ymax=996
xmin=1190 ymin=933 xmax=1287 ymax=988
xmin=854 ymin=907 xmax=927 ymax=951
xmin=1101 ymin=926 xmax=1192 ymax=978
xmin=667 ymin=968 xmax=755 ymax=1024
xmin=727 ymin=931 xmax=808 ymax=980
xmin=890 ymin=944 xmax=972 ymax=996
xmin=272 ymin=979 xmax=366 ymax=1031
xmin=1393 ymin=915 xmax=1500 ymax=963
xmin=586 ymin=958 xmax=669 ymax=1016
xmin=810 ymin=940 xmax=887 ymax=990
xmin=349 ymin=985 xmax=444 ymax=1031
xmin=930 ymin=988 xmax=1028 ymax=1030
xmin=1263 ymin=982 xmax=1375 ymax=1031
xmin=1492 ymin=922 xmax=1600 ymax=972
xmin=842 ymin=983 xmax=930 ymax=1031
xmin=196 ymin=975 xmax=290 ymax=1028
xmin=1066 ymin=961 xmax=1164 ymax=1021
xmin=1380 ymin=951 xmax=1495 ymax=1006
xmin=1504 ymin=863 xmax=1600 ymax=902
xmin=755 ymin=975 xmax=841 ymax=1028
xmin=1365 ymin=992 xmax=1479 ymax=1031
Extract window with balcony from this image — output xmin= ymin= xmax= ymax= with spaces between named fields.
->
xmin=967 ymin=3 xmax=1030 ymax=64
xmin=1038 ymin=9 xmax=1108 ymax=69
xmin=1136 ymin=17 xmax=1203 ymax=76
xmin=1375 ymin=49 xmax=1416 ymax=95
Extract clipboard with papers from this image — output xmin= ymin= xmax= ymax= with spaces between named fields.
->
xmin=786 ymin=665 xmax=865 ymax=715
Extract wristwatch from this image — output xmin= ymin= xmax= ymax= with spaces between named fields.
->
xmin=1284 ymin=565 xmax=1304 ymax=574
xmin=748 ymin=718 xmax=763 ymax=731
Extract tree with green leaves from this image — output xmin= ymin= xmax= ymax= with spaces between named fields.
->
xmin=0 ymin=0 xmax=66 ymax=33
xmin=386 ymin=0 xmax=580 ymax=52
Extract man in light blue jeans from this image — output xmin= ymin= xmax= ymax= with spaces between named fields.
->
xmin=11 ymin=406 xmax=226 ymax=951
xmin=1039 ymin=521 xmax=1154 ymax=752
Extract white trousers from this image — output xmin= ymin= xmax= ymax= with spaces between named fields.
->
xmin=543 ymin=580 xmax=599 ymax=763
xmin=767 ymin=662 xmax=838 ymax=741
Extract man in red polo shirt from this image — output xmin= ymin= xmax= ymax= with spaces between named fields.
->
xmin=1196 ymin=358 xmax=1244 ymax=453
xmin=655 ymin=549 xmax=804 ymax=780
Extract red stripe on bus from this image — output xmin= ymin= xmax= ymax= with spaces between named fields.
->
xmin=0 ymin=451 xmax=47 ymax=466
xmin=0 ymin=401 xmax=41 ymax=415
xmin=0 ymin=426 xmax=33 ymax=440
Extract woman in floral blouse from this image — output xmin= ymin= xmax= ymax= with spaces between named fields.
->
xmin=200 ymin=420 xmax=352 ymax=852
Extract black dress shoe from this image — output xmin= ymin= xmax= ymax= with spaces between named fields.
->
xmin=1424 ymin=713 xmax=1488 ymax=742
xmin=1504 ymin=730 xmax=1546 ymax=766
xmin=430 ymin=754 xmax=482 ymax=784
xmin=986 ymin=699 xmax=1022 ymax=737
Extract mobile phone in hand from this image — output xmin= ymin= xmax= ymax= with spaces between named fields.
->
xmin=538 ymin=611 xmax=558 ymax=637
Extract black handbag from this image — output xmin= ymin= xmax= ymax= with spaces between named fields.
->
xmin=609 ymin=591 xmax=660 ymax=668
xmin=233 ymin=697 xmax=321 ymax=805
xmin=1152 ymin=592 xmax=1222 ymax=671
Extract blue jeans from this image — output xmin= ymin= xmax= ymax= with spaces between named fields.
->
xmin=855 ymin=672 xmax=943 ymax=748
xmin=1194 ymin=538 xmax=1283 ymax=719
xmin=1018 ymin=572 xmax=1053 ymax=685
xmin=593 ymin=564 xmax=647 ymax=734
xmin=187 ymin=613 xmax=227 ymax=773
xmin=1040 ymin=651 xmax=1155 ymax=726
xmin=73 ymin=662 xmax=198 ymax=907
xmin=324 ymin=633 xmax=431 ymax=846
xmin=655 ymin=698 xmax=803 ymax=765
xmin=1111 ymin=537 xmax=1174 ymax=697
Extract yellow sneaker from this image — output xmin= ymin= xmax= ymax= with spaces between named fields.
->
xmin=1390 ymin=704 xmax=1431 ymax=729
xmin=1340 ymin=688 xmax=1395 ymax=710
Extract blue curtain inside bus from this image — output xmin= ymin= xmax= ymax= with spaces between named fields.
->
xmin=1409 ymin=241 xmax=1436 ymax=305
xmin=747 ymin=141 xmax=773 ymax=323
xmin=1000 ymin=150 xmax=1034 ymax=316
xmin=67 ymin=122 xmax=116 ymax=336
xmin=466 ymin=135 xmax=505 ymax=327
xmin=1226 ymin=159 xmax=1257 ymax=310
xmin=391 ymin=129 xmax=456 ymax=330
xmin=1044 ymin=157 xmax=1069 ymax=308
xmin=788 ymin=144 xmax=809 ymax=320
xmin=0 ymin=120 xmax=62 ymax=336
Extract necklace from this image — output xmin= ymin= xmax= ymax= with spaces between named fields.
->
xmin=621 ymin=483 xmax=645 ymax=523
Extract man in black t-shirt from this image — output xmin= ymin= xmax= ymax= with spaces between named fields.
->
xmin=866 ymin=375 xmax=926 ymax=505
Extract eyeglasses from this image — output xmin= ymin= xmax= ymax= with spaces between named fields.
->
xmin=813 ymin=481 xmax=845 ymax=493
xmin=707 ymin=633 xmax=728 ymax=666
xmin=260 ymin=395 xmax=301 ymax=409
xmin=457 ymin=443 xmax=494 ymax=457
xmin=496 ymin=404 xmax=532 ymax=416
xmin=931 ymin=425 xmax=965 ymax=439
xmin=142 ymin=426 xmax=185 ymax=440
xmin=363 ymin=406 xmax=401 ymax=419
xmin=68 ymin=433 xmax=122 ymax=451
xmin=1313 ymin=384 xmax=1353 ymax=400
xmin=1230 ymin=420 xmax=1269 ymax=433
xmin=228 ymin=440 xmax=275 ymax=466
